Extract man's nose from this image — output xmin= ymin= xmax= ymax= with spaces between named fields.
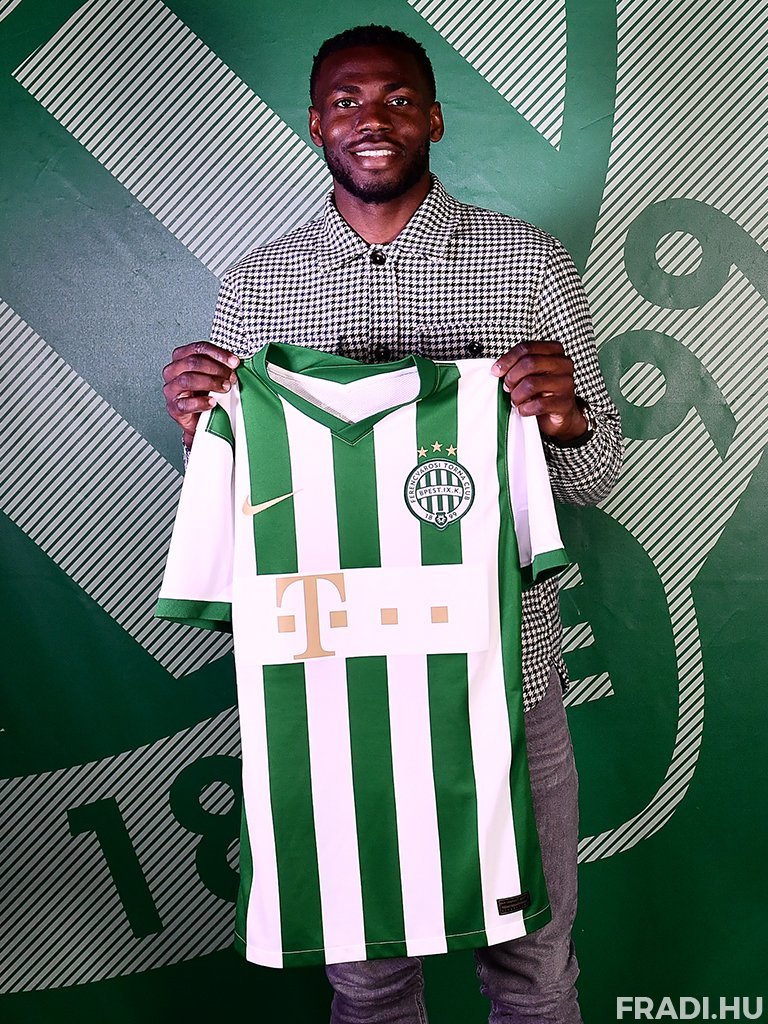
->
xmin=356 ymin=101 xmax=392 ymax=132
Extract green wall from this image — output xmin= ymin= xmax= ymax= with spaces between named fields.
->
xmin=1 ymin=0 xmax=766 ymax=1020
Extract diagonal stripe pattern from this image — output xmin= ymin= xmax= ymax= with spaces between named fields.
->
xmin=0 ymin=300 xmax=232 ymax=678
xmin=558 ymin=563 xmax=616 ymax=705
xmin=408 ymin=0 xmax=567 ymax=148
xmin=557 ymin=564 xmax=583 ymax=590
xmin=619 ymin=362 xmax=667 ymax=406
xmin=0 ymin=0 xmax=24 ymax=23
xmin=654 ymin=231 xmax=704 ymax=276
xmin=561 ymin=621 xmax=595 ymax=654
xmin=0 ymin=709 xmax=240 ymax=992
xmin=13 ymin=0 xmax=331 ymax=276
xmin=578 ymin=0 xmax=768 ymax=860
xmin=563 ymin=672 xmax=614 ymax=706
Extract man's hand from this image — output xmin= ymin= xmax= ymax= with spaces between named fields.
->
xmin=492 ymin=341 xmax=588 ymax=442
xmin=162 ymin=342 xmax=240 ymax=448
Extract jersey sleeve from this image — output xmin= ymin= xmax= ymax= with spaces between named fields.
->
xmin=155 ymin=391 xmax=237 ymax=631
xmin=506 ymin=405 xmax=569 ymax=585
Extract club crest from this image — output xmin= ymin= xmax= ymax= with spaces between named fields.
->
xmin=404 ymin=458 xmax=475 ymax=530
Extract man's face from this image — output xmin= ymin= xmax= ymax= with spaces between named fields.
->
xmin=308 ymin=45 xmax=444 ymax=205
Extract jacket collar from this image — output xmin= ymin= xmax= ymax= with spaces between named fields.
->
xmin=315 ymin=176 xmax=461 ymax=270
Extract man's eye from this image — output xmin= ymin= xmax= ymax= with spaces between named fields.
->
xmin=389 ymin=96 xmax=410 ymax=106
xmin=334 ymin=98 xmax=357 ymax=108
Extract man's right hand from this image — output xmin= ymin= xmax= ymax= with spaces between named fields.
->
xmin=162 ymin=342 xmax=240 ymax=448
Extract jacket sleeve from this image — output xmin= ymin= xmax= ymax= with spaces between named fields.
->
xmin=209 ymin=272 xmax=255 ymax=358
xmin=534 ymin=239 xmax=623 ymax=506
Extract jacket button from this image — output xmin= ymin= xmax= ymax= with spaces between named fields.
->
xmin=370 ymin=250 xmax=386 ymax=265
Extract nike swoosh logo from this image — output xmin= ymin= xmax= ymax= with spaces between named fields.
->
xmin=242 ymin=491 xmax=297 ymax=517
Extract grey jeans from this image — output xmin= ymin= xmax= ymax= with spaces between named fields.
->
xmin=325 ymin=670 xmax=582 ymax=1024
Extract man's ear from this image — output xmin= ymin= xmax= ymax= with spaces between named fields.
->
xmin=308 ymin=106 xmax=324 ymax=148
xmin=429 ymin=102 xmax=445 ymax=143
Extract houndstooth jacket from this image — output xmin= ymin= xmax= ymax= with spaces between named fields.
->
xmin=208 ymin=176 xmax=623 ymax=711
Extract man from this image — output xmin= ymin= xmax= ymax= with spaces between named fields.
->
xmin=162 ymin=24 xmax=622 ymax=1024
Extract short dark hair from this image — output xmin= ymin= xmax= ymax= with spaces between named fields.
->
xmin=310 ymin=24 xmax=436 ymax=103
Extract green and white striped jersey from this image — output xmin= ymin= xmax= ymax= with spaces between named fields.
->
xmin=156 ymin=343 xmax=568 ymax=968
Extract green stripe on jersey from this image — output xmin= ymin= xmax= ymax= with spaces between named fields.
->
xmin=264 ymin=664 xmax=324 ymax=960
xmin=240 ymin=374 xmax=297 ymax=575
xmin=427 ymin=654 xmax=486 ymax=948
xmin=332 ymin=433 xmax=407 ymax=957
xmin=331 ymin=433 xmax=380 ymax=568
xmin=347 ymin=658 xmax=407 ymax=958
xmin=240 ymin=378 xmax=325 ymax=958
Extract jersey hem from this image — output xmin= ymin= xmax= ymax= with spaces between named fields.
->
xmin=232 ymin=903 xmax=551 ymax=968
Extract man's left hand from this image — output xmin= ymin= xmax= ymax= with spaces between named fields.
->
xmin=492 ymin=340 xmax=588 ymax=442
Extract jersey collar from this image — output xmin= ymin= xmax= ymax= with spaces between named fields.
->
xmin=246 ymin=343 xmax=439 ymax=444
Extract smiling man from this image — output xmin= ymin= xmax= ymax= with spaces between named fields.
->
xmin=307 ymin=38 xmax=445 ymax=240
xmin=162 ymin=23 xmax=622 ymax=1024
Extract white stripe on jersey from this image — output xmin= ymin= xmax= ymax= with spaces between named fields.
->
xmin=372 ymin=406 xmax=447 ymax=955
xmin=387 ymin=654 xmax=448 ymax=956
xmin=305 ymin=658 xmax=368 ymax=963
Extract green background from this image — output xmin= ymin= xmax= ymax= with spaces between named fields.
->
xmin=1 ymin=0 xmax=766 ymax=1020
